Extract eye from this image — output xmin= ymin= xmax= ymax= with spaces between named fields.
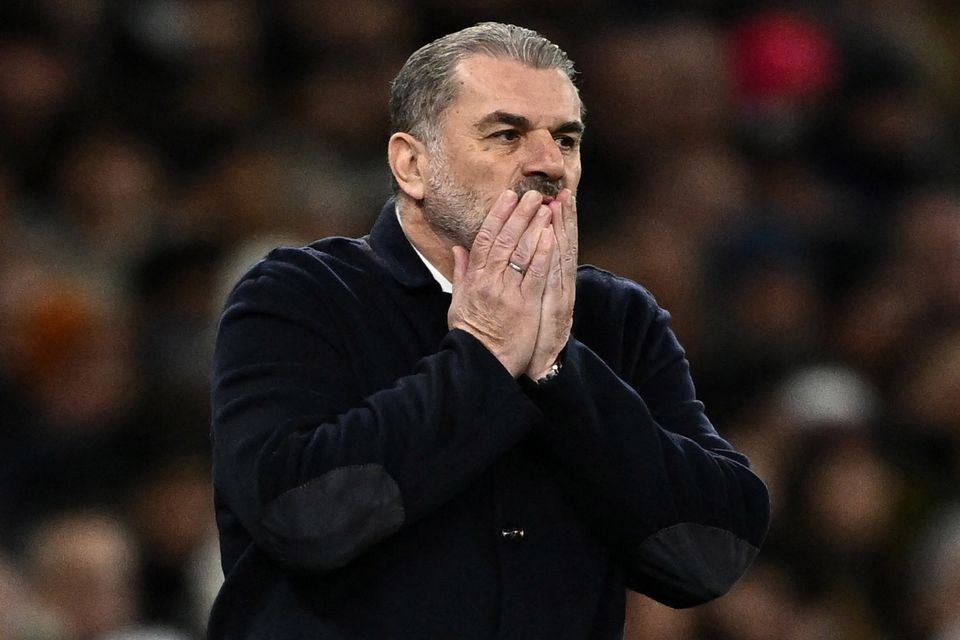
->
xmin=491 ymin=129 xmax=521 ymax=142
xmin=555 ymin=135 xmax=579 ymax=151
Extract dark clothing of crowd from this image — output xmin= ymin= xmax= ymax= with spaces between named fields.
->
xmin=1 ymin=2 xmax=960 ymax=639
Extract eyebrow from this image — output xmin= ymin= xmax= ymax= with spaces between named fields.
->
xmin=474 ymin=110 xmax=585 ymax=136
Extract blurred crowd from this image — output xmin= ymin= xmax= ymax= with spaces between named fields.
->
xmin=1 ymin=0 xmax=959 ymax=638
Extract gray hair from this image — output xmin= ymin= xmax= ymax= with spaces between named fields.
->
xmin=389 ymin=22 xmax=580 ymax=149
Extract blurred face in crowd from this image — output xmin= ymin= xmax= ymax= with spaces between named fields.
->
xmin=421 ymin=55 xmax=583 ymax=246
xmin=30 ymin=514 xmax=137 ymax=639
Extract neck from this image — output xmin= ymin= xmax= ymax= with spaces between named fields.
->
xmin=396 ymin=195 xmax=457 ymax=281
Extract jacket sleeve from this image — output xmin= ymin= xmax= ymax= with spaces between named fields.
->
xmin=211 ymin=251 xmax=541 ymax=573
xmin=523 ymin=278 xmax=770 ymax=609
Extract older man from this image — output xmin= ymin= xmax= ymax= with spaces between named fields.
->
xmin=209 ymin=22 xmax=769 ymax=639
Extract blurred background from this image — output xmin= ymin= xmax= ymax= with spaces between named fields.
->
xmin=1 ymin=0 xmax=959 ymax=638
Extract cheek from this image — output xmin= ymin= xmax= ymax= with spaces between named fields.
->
xmin=471 ymin=163 xmax=514 ymax=196
xmin=451 ymin=144 xmax=503 ymax=184
xmin=449 ymin=143 xmax=529 ymax=198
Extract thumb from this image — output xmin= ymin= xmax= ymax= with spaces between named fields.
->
xmin=451 ymin=245 xmax=469 ymax=290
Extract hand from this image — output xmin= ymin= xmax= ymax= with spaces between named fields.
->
xmin=525 ymin=188 xmax=577 ymax=380
xmin=448 ymin=190 xmax=557 ymax=377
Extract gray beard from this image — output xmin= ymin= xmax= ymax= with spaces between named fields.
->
xmin=422 ymin=167 xmax=485 ymax=248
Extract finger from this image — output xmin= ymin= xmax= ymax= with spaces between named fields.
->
xmin=562 ymin=190 xmax=578 ymax=240
xmin=520 ymin=226 xmax=556 ymax=299
xmin=538 ymin=237 xmax=563 ymax=312
xmin=507 ymin=204 xmax=552 ymax=278
xmin=549 ymin=193 xmax=565 ymax=237
xmin=557 ymin=185 xmax=573 ymax=217
xmin=548 ymin=198 xmax=566 ymax=255
xmin=557 ymin=188 xmax=578 ymax=273
xmin=468 ymin=190 xmax=519 ymax=269
xmin=560 ymin=188 xmax=577 ymax=230
xmin=451 ymin=245 xmax=469 ymax=291
xmin=486 ymin=190 xmax=544 ymax=268
xmin=547 ymin=236 xmax=563 ymax=290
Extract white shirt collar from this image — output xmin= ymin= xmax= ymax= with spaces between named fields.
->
xmin=396 ymin=204 xmax=453 ymax=294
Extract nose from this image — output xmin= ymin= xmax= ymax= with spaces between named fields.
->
xmin=521 ymin=130 xmax=564 ymax=181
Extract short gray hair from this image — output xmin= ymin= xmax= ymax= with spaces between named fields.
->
xmin=389 ymin=22 xmax=580 ymax=148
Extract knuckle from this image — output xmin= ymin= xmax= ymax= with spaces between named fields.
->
xmin=511 ymin=248 xmax=530 ymax=263
xmin=473 ymin=229 xmax=494 ymax=248
xmin=492 ymin=234 xmax=517 ymax=251
xmin=526 ymin=264 xmax=547 ymax=279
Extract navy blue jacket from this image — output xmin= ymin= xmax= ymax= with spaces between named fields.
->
xmin=208 ymin=200 xmax=769 ymax=639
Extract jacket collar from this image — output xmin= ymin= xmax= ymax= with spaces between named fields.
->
xmin=367 ymin=198 xmax=440 ymax=291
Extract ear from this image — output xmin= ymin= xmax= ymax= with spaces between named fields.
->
xmin=388 ymin=132 xmax=429 ymax=201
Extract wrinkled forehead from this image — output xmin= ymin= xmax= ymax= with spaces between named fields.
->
xmin=448 ymin=55 xmax=584 ymax=124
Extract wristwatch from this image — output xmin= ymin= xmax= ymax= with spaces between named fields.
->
xmin=536 ymin=359 xmax=562 ymax=386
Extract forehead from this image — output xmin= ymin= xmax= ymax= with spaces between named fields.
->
xmin=446 ymin=55 xmax=582 ymax=127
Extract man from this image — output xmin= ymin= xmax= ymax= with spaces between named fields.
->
xmin=209 ymin=22 xmax=769 ymax=639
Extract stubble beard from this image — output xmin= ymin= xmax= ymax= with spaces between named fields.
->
xmin=422 ymin=155 xmax=486 ymax=248
xmin=422 ymin=150 xmax=563 ymax=249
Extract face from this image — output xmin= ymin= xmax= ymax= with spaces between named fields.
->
xmin=422 ymin=55 xmax=584 ymax=246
